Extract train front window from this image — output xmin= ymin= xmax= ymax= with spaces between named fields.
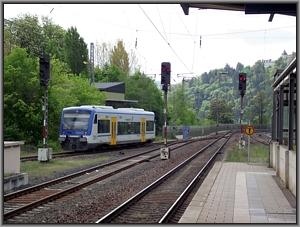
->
xmin=63 ymin=112 xmax=90 ymax=130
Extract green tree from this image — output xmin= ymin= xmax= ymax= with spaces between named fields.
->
xmin=169 ymin=82 xmax=197 ymax=126
xmin=4 ymin=14 xmax=44 ymax=57
xmin=201 ymin=72 xmax=210 ymax=84
xmin=110 ymin=40 xmax=130 ymax=75
xmin=252 ymin=61 xmax=265 ymax=89
xmin=273 ymin=51 xmax=296 ymax=70
xmin=94 ymin=64 xmax=126 ymax=82
xmin=4 ymin=19 xmax=15 ymax=56
xmin=48 ymin=58 xmax=106 ymax=141
xmin=4 ymin=48 xmax=42 ymax=143
xmin=41 ymin=16 xmax=66 ymax=62
xmin=125 ymin=71 xmax=163 ymax=131
xmin=208 ymin=98 xmax=234 ymax=124
xmin=64 ymin=26 xmax=88 ymax=75
xmin=4 ymin=47 xmax=106 ymax=145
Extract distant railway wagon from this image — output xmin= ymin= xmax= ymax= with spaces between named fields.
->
xmin=59 ymin=105 xmax=155 ymax=151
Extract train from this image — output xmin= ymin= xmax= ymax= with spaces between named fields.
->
xmin=58 ymin=105 xmax=155 ymax=151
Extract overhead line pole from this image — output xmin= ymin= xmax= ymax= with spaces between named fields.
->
xmin=89 ymin=42 xmax=95 ymax=84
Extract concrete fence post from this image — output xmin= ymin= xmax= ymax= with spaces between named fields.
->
xmin=285 ymin=150 xmax=289 ymax=188
xmin=276 ymin=143 xmax=280 ymax=176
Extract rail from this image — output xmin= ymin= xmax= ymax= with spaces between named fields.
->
xmin=159 ymin=133 xmax=232 ymax=223
xmin=96 ymin=132 xmax=231 ymax=223
xmin=4 ymin=135 xmax=223 ymax=221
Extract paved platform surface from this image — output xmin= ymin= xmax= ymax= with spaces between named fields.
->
xmin=179 ymin=162 xmax=296 ymax=223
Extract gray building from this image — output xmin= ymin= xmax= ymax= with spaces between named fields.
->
xmin=94 ymin=82 xmax=137 ymax=108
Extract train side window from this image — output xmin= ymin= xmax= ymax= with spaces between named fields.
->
xmin=118 ymin=122 xmax=127 ymax=135
xmin=128 ymin=122 xmax=140 ymax=134
xmin=117 ymin=122 xmax=140 ymax=134
xmin=146 ymin=121 xmax=154 ymax=131
xmin=98 ymin=119 xmax=110 ymax=133
xmin=127 ymin=122 xmax=133 ymax=134
xmin=134 ymin=122 xmax=140 ymax=134
xmin=94 ymin=114 xmax=98 ymax=124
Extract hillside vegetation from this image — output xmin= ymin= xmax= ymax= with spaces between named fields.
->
xmin=168 ymin=51 xmax=295 ymax=127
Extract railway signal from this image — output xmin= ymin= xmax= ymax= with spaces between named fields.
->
xmin=238 ymin=73 xmax=246 ymax=149
xmin=161 ymin=62 xmax=171 ymax=92
xmin=39 ymin=54 xmax=50 ymax=87
xmin=238 ymin=73 xmax=246 ymax=97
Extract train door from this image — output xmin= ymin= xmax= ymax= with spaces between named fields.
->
xmin=111 ymin=117 xmax=117 ymax=145
xmin=140 ymin=118 xmax=146 ymax=142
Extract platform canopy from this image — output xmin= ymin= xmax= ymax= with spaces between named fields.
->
xmin=181 ymin=3 xmax=296 ymax=21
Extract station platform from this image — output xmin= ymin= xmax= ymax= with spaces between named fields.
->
xmin=179 ymin=162 xmax=296 ymax=223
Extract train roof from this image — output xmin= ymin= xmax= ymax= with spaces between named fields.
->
xmin=62 ymin=105 xmax=155 ymax=116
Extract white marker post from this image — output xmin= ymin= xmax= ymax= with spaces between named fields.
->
xmin=248 ymin=133 xmax=250 ymax=163
xmin=245 ymin=122 xmax=255 ymax=163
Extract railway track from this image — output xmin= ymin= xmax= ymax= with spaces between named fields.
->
xmin=4 ymin=133 xmax=226 ymax=222
xmin=20 ymin=143 xmax=159 ymax=162
xmin=21 ymin=151 xmax=85 ymax=162
xmin=251 ymin=133 xmax=271 ymax=145
xmin=96 ymin=133 xmax=232 ymax=224
xmin=20 ymin=134 xmax=223 ymax=162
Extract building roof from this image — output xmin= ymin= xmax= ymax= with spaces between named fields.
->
xmin=94 ymin=82 xmax=125 ymax=93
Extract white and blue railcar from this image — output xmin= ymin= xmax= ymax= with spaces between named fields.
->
xmin=59 ymin=105 xmax=155 ymax=151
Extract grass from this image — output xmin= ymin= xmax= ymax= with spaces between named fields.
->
xmin=226 ymin=143 xmax=269 ymax=163
xmin=21 ymin=156 xmax=109 ymax=177
xmin=21 ymin=140 xmax=63 ymax=157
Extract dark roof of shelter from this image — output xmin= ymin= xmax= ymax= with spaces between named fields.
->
xmin=181 ymin=3 xmax=296 ymax=19
xmin=94 ymin=82 xmax=125 ymax=93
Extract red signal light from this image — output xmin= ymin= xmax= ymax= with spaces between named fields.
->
xmin=238 ymin=73 xmax=246 ymax=96
xmin=239 ymin=74 xmax=246 ymax=81
xmin=161 ymin=62 xmax=171 ymax=87
xmin=161 ymin=62 xmax=171 ymax=75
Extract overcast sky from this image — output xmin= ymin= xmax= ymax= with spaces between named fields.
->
xmin=4 ymin=3 xmax=296 ymax=83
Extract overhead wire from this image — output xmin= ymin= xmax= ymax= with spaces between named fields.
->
xmin=138 ymin=4 xmax=192 ymax=74
xmin=179 ymin=14 xmax=192 ymax=35
xmin=156 ymin=4 xmax=168 ymax=41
